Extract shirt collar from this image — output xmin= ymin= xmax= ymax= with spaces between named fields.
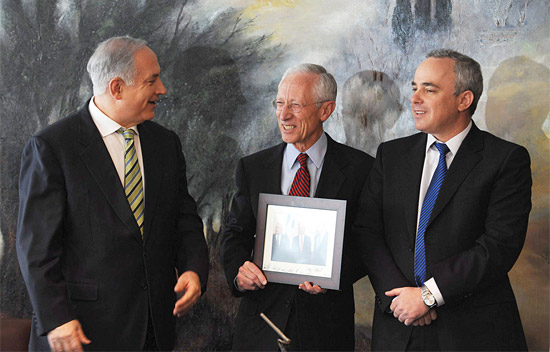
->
xmin=425 ymin=120 xmax=472 ymax=155
xmin=88 ymin=97 xmax=139 ymax=137
xmin=285 ymin=132 xmax=328 ymax=169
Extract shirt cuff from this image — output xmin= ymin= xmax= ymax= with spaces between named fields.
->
xmin=234 ymin=276 xmax=246 ymax=292
xmin=425 ymin=277 xmax=445 ymax=306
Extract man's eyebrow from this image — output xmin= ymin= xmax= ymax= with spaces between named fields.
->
xmin=144 ymin=73 xmax=160 ymax=81
xmin=411 ymin=81 xmax=440 ymax=89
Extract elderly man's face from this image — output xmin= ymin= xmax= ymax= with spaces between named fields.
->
xmin=118 ymin=47 xmax=166 ymax=127
xmin=276 ymin=72 xmax=327 ymax=152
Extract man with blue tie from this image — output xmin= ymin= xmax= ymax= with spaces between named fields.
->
xmin=220 ymin=63 xmax=373 ymax=351
xmin=356 ymin=49 xmax=531 ymax=351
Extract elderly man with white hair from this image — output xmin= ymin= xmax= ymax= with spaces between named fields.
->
xmin=220 ymin=63 xmax=374 ymax=351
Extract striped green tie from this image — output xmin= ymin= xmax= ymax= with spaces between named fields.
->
xmin=119 ymin=128 xmax=144 ymax=235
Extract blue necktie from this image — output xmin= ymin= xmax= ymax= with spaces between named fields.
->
xmin=414 ymin=143 xmax=450 ymax=286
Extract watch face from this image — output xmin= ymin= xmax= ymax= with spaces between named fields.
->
xmin=421 ymin=287 xmax=436 ymax=307
xmin=425 ymin=294 xmax=436 ymax=306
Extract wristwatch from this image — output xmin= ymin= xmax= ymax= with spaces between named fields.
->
xmin=420 ymin=285 xmax=437 ymax=308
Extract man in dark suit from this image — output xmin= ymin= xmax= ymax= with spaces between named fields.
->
xmin=356 ymin=49 xmax=531 ymax=350
xmin=16 ymin=36 xmax=209 ymax=351
xmin=220 ymin=63 xmax=373 ymax=351
xmin=289 ymin=222 xmax=313 ymax=264
xmin=271 ymin=223 xmax=294 ymax=263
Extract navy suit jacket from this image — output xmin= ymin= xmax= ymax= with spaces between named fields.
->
xmin=220 ymin=134 xmax=373 ymax=351
xmin=356 ymin=123 xmax=531 ymax=351
xmin=17 ymin=102 xmax=209 ymax=351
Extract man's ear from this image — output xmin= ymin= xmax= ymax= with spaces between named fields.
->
xmin=320 ymin=101 xmax=336 ymax=122
xmin=457 ymin=90 xmax=474 ymax=112
xmin=108 ymin=78 xmax=124 ymax=100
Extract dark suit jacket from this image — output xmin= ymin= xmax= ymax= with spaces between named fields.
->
xmin=356 ymin=123 xmax=531 ymax=351
xmin=16 ymin=102 xmax=209 ymax=351
xmin=220 ymin=134 xmax=373 ymax=351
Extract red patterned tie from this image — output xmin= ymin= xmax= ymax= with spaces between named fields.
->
xmin=289 ymin=153 xmax=310 ymax=197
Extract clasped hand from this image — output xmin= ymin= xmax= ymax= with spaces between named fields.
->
xmin=236 ymin=261 xmax=326 ymax=294
xmin=386 ymin=287 xmax=437 ymax=326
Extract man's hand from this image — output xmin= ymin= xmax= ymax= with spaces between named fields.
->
xmin=47 ymin=319 xmax=90 ymax=352
xmin=299 ymin=281 xmax=327 ymax=294
xmin=386 ymin=287 xmax=429 ymax=326
xmin=173 ymin=271 xmax=202 ymax=317
xmin=412 ymin=308 xmax=437 ymax=326
xmin=236 ymin=261 xmax=267 ymax=291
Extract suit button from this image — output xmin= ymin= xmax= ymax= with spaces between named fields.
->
xmin=141 ymin=282 xmax=148 ymax=290
xmin=408 ymin=247 xmax=413 ymax=252
xmin=284 ymin=300 xmax=292 ymax=308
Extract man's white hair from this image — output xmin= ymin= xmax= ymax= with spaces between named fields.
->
xmin=87 ymin=36 xmax=147 ymax=95
xmin=280 ymin=63 xmax=337 ymax=102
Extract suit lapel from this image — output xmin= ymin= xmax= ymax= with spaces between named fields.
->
xmin=401 ymin=134 xmax=427 ymax=246
xmin=138 ymin=123 xmax=163 ymax=243
xmin=428 ymin=123 xmax=483 ymax=226
xmin=252 ymin=143 xmax=284 ymax=218
xmin=262 ymin=143 xmax=285 ymax=194
xmin=315 ymin=135 xmax=345 ymax=199
xmin=77 ymin=105 xmax=141 ymax=237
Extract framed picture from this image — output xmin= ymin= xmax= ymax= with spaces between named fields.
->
xmin=253 ymin=193 xmax=347 ymax=290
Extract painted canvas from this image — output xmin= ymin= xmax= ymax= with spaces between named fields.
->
xmin=1 ymin=0 xmax=548 ymax=350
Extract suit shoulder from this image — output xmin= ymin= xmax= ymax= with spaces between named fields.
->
xmin=331 ymin=139 xmax=374 ymax=163
xmin=34 ymin=108 xmax=85 ymax=139
xmin=373 ymin=132 xmax=424 ymax=156
xmin=478 ymin=129 xmax=528 ymax=153
xmin=140 ymin=120 xmax=177 ymax=138
xmin=381 ymin=132 xmax=423 ymax=148
xmin=240 ymin=143 xmax=283 ymax=165
xmin=139 ymin=121 xmax=186 ymax=154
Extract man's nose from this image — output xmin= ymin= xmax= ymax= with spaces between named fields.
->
xmin=411 ymin=90 xmax=422 ymax=104
xmin=157 ymin=79 xmax=167 ymax=95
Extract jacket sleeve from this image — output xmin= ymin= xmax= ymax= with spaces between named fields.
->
xmin=430 ymin=145 xmax=531 ymax=305
xmin=219 ymin=158 xmax=257 ymax=297
xmin=173 ymin=132 xmax=209 ymax=294
xmin=16 ymin=136 xmax=76 ymax=335
xmin=354 ymin=143 xmax=410 ymax=312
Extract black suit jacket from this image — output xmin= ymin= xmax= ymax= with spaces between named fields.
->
xmin=16 ymin=102 xmax=209 ymax=351
xmin=220 ymin=134 xmax=373 ymax=351
xmin=356 ymin=123 xmax=531 ymax=351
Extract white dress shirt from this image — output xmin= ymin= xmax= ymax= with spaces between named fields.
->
xmin=88 ymin=97 xmax=145 ymax=191
xmin=417 ymin=120 xmax=472 ymax=306
xmin=281 ymin=132 xmax=328 ymax=196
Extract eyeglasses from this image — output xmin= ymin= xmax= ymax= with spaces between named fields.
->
xmin=272 ymin=100 xmax=331 ymax=113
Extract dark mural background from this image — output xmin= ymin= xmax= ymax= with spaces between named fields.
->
xmin=1 ymin=0 xmax=548 ymax=350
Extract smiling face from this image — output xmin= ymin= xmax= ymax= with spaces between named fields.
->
xmin=276 ymin=72 xmax=332 ymax=152
xmin=411 ymin=57 xmax=471 ymax=142
xmin=116 ymin=47 xmax=167 ymax=127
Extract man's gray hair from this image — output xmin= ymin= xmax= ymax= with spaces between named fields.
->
xmin=426 ymin=49 xmax=483 ymax=115
xmin=280 ymin=63 xmax=337 ymax=103
xmin=87 ymin=36 xmax=148 ymax=95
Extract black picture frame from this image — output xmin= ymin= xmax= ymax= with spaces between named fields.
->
xmin=253 ymin=193 xmax=347 ymax=290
